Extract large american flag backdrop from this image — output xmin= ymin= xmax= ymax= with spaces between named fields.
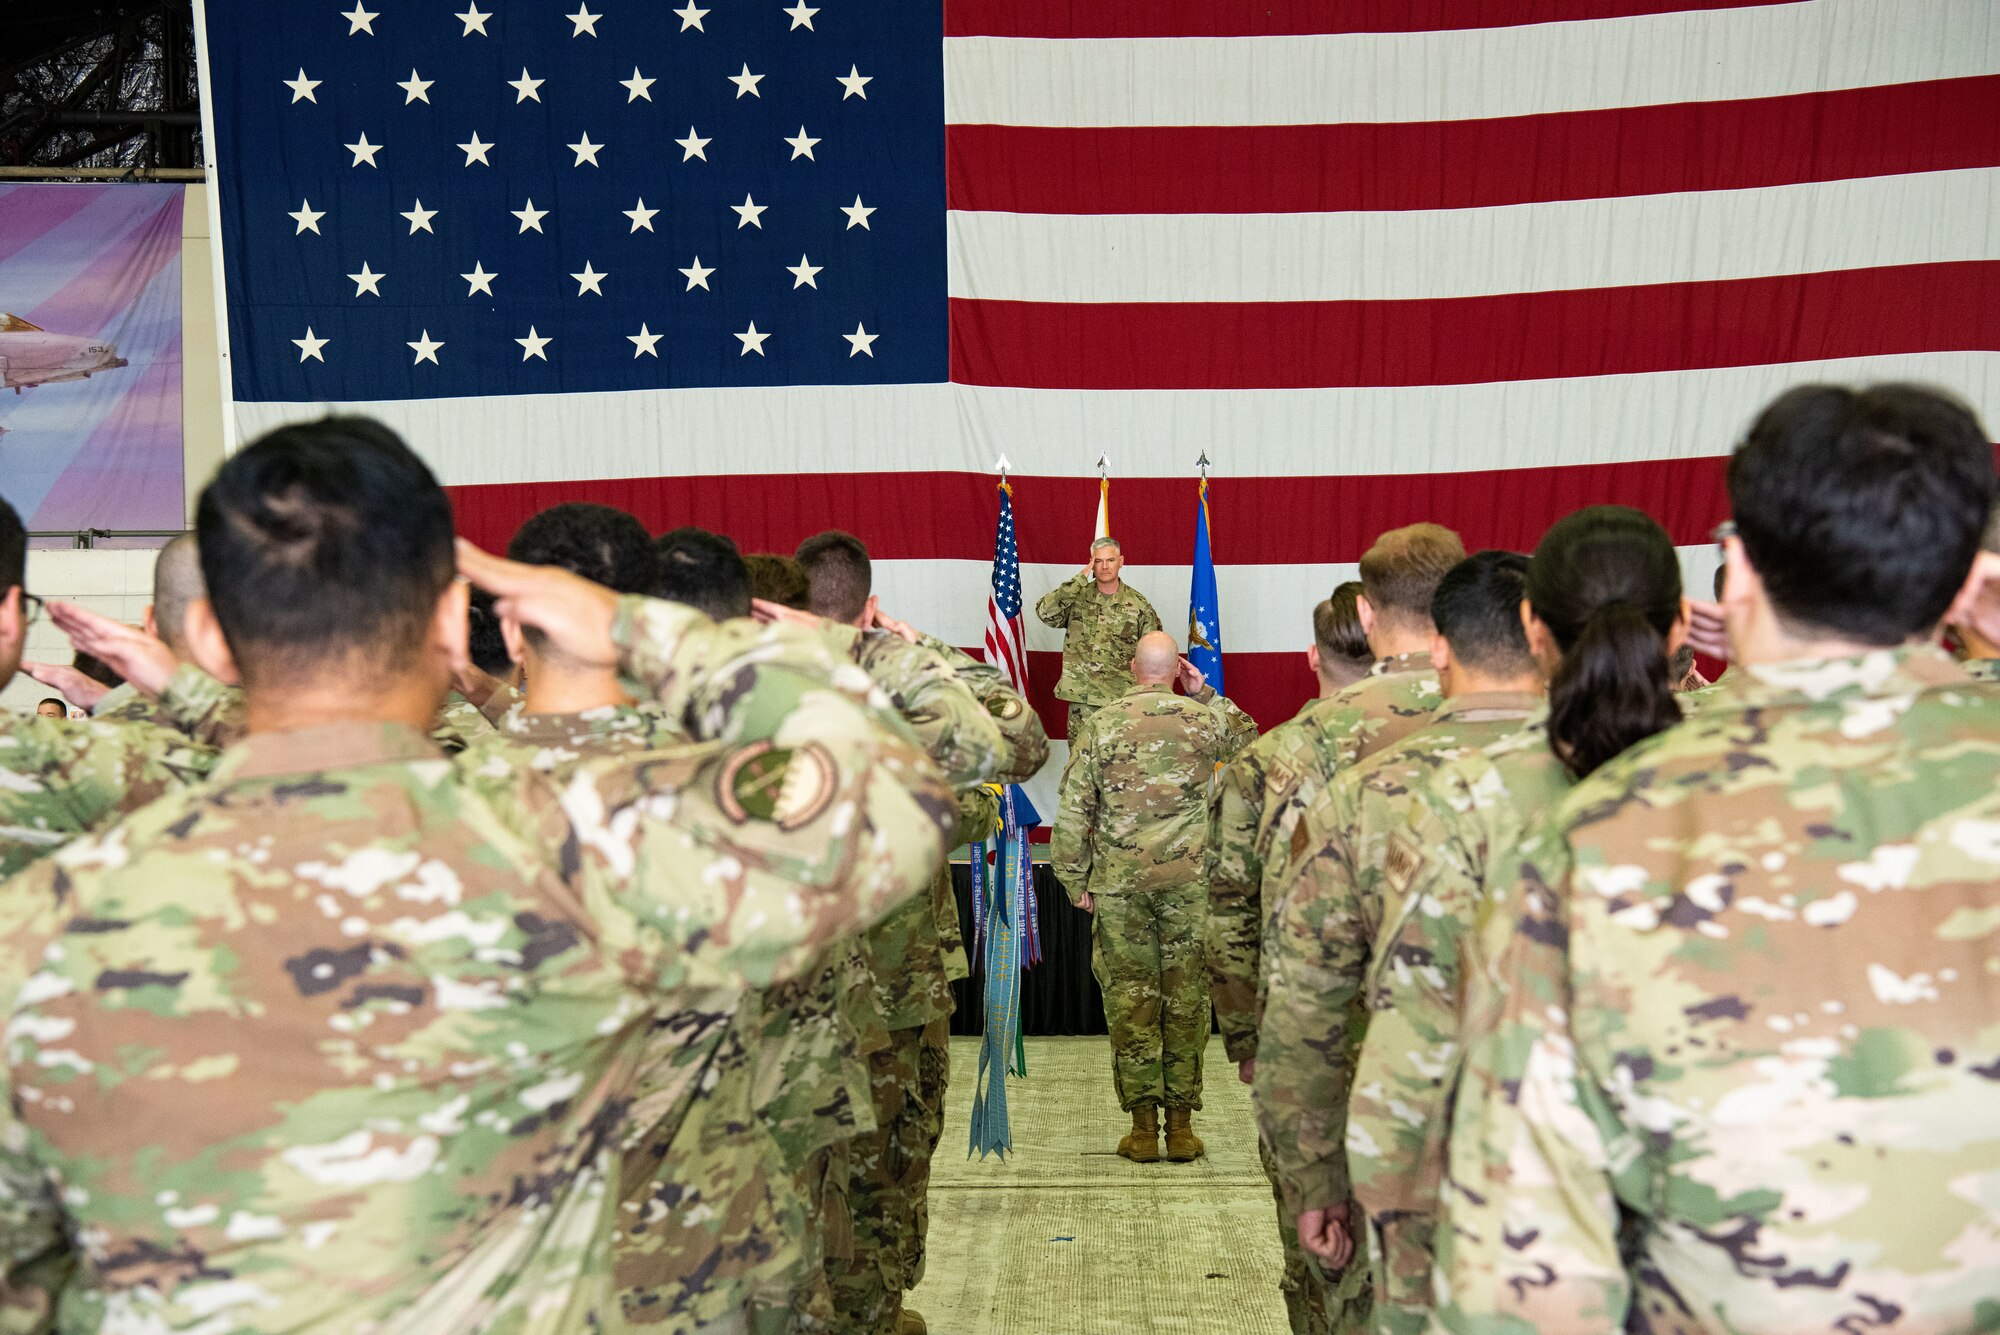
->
xmin=197 ymin=0 xmax=2000 ymax=789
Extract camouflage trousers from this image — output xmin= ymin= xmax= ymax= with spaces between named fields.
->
xmin=1090 ymin=886 xmax=1209 ymax=1111
xmin=1258 ymin=1136 xmax=1332 ymax=1335
xmin=754 ymin=1141 xmax=850 ymax=1335
xmin=825 ymin=1016 xmax=951 ymax=1335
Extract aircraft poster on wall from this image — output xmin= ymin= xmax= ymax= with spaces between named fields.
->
xmin=0 ymin=183 xmax=184 ymax=536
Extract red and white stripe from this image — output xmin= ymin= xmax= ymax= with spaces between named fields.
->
xmin=984 ymin=602 xmax=1031 ymax=696
xmin=232 ymin=0 xmax=2000 ymax=779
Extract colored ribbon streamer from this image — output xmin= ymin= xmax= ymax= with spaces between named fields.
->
xmin=968 ymin=784 xmax=1034 ymax=1158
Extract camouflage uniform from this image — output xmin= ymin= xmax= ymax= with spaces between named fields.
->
xmin=1255 ymin=693 xmax=1543 ymax=1335
xmin=918 ymin=633 xmax=1049 ymax=982
xmin=1052 ymin=682 xmax=1256 ymax=1111
xmin=1436 ymin=648 xmax=2000 ymax=1334
xmin=430 ymin=688 xmax=508 ymax=754
xmin=0 ymin=596 xmax=954 ymax=1333
xmin=0 ymin=664 xmax=235 ymax=878
xmin=462 ymin=700 xmax=811 ymax=1334
xmin=1257 ymin=653 xmax=1442 ymax=908
xmin=1207 ymin=702 xmax=1330 ymax=1335
xmin=1034 ymin=571 xmax=1161 ymax=739
xmin=825 ymin=626 xmax=1027 ymax=1335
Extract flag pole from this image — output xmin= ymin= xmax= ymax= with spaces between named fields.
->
xmin=1095 ymin=453 xmax=1111 ymax=542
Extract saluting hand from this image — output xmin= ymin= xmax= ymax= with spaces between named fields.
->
xmin=457 ymin=539 xmax=619 ymax=670
xmin=1684 ymin=598 xmax=1729 ymax=661
xmin=1176 ymin=656 xmax=1205 ymax=695
xmin=46 ymin=603 xmax=178 ymax=698
xmin=20 ymin=661 xmax=112 ymax=710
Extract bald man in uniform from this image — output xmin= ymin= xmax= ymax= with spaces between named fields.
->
xmin=1052 ymin=631 xmax=1256 ymax=1162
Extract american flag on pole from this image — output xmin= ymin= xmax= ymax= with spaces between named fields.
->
xmin=982 ymin=476 xmax=1029 ymax=694
xmin=196 ymin=0 xmax=2000 ymax=771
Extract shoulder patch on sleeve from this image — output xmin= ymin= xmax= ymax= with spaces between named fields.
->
xmin=718 ymin=741 xmax=837 ymax=831
xmin=1382 ymin=831 xmax=1427 ymax=898
xmin=989 ymin=695 xmax=1025 ymax=720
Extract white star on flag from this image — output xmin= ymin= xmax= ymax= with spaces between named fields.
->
xmin=788 ymin=255 xmax=821 ymax=288
xmin=510 ymin=69 xmax=544 ymax=102
xmin=571 ymin=262 xmax=608 ymax=295
xmin=344 ymin=133 xmax=381 ymax=167
xmin=348 ymin=262 xmax=385 ymax=296
xmin=837 ymin=65 xmax=871 ymax=99
xmin=680 ymin=257 xmax=715 ymax=290
xmin=461 ymin=263 xmax=497 ymax=296
xmin=397 ymin=69 xmax=434 ymax=103
xmin=458 ymin=133 xmax=493 ymax=166
xmin=676 ymin=128 xmax=710 ymax=161
xmin=841 ymin=195 xmax=874 ymax=229
xmin=629 ymin=324 xmax=662 ymax=358
xmin=568 ymin=133 xmax=603 ymax=166
xmin=624 ymin=199 xmax=659 ymax=232
xmin=732 ymin=193 xmax=767 ymax=228
xmin=288 ymin=199 xmax=325 ymax=234
xmin=567 ymin=5 xmax=600 ymax=36
xmin=784 ymin=2 xmax=818 ymax=29
xmin=516 ymin=327 xmax=553 ymax=361
xmin=785 ymin=126 xmax=819 ymax=160
xmin=729 ymin=63 xmax=764 ymax=98
xmin=293 ymin=327 xmax=329 ymax=362
xmin=512 ymin=199 xmax=548 ymax=232
xmin=621 ymin=68 xmax=655 ymax=101
xmin=341 ymin=4 xmax=378 ymax=35
xmin=844 ymin=322 xmax=878 ymax=357
xmin=400 ymin=200 xmax=438 ymax=234
xmin=284 ymin=69 xmax=321 ymax=103
xmin=674 ymin=2 xmax=707 ymax=30
xmin=407 ymin=330 xmax=445 ymax=365
xmin=736 ymin=321 xmax=770 ymax=356
xmin=455 ymin=4 xmax=491 ymax=35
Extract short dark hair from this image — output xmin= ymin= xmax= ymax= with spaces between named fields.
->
xmin=507 ymin=503 xmax=655 ymax=594
xmin=1729 ymin=383 xmax=1995 ymax=645
xmin=197 ymin=417 xmax=456 ymax=689
xmin=1529 ymin=506 xmax=1685 ymax=779
xmin=466 ymin=588 xmax=512 ymax=676
xmin=72 ymin=651 xmax=123 ymax=689
xmin=1358 ymin=523 xmax=1467 ymax=626
xmin=38 ymin=698 xmax=65 ymax=712
xmin=795 ymin=530 xmax=872 ymax=624
xmin=654 ymin=527 xmax=751 ymax=620
xmin=507 ymin=504 xmax=656 ymax=655
xmin=743 ymin=553 xmax=810 ymax=610
xmin=1313 ymin=580 xmax=1370 ymax=665
xmin=1431 ymin=551 xmax=1533 ymax=675
xmin=0 ymin=495 xmax=22 ymax=599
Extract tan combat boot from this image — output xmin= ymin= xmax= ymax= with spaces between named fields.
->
xmin=1116 ymin=1104 xmax=1161 ymax=1162
xmin=896 ymin=1308 xmax=928 ymax=1334
xmin=1164 ymin=1108 xmax=1205 ymax=1162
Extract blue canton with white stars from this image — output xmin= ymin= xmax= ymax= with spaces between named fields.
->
xmin=204 ymin=0 xmax=946 ymax=402
xmin=990 ymin=484 xmax=1021 ymax=620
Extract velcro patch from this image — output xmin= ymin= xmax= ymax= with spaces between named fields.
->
xmin=718 ymin=741 xmax=837 ymax=831
xmin=1382 ymin=831 xmax=1426 ymax=897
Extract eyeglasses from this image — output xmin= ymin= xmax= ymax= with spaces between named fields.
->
xmin=19 ymin=593 xmax=44 ymax=626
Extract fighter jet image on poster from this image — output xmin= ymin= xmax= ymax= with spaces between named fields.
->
xmin=0 ymin=313 xmax=129 ymax=393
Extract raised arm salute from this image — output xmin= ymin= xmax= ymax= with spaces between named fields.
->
xmin=0 ymin=418 xmax=953 ymax=1334
xmin=1035 ymin=536 xmax=1162 ymax=741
